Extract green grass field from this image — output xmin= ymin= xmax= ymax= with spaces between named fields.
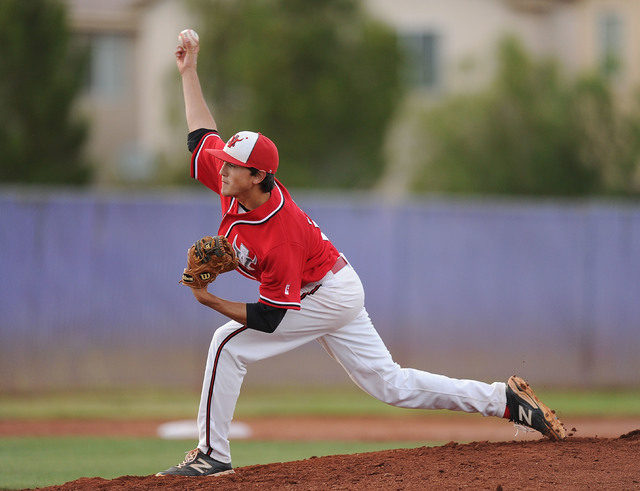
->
xmin=1 ymin=437 xmax=428 ymax=490
xmin=1 ymin=385 xmax=639 ymax=490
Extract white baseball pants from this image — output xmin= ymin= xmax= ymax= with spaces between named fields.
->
xmin=197 ymin=257 xmax=507 ymax=463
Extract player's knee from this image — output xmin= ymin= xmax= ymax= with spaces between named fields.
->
xmin=379 ymin=391 xmax=408 ymax=407
xmin=372 ymin=373 xmax=412 ymax=407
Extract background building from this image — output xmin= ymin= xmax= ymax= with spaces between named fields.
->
xmin=63 ymin=0 xmax=640 ymax=186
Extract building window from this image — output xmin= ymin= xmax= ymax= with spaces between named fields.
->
xmin=597 ymin=11 xmax=623 ymax=77
xmin=399 ymin=32 xmax=440 ymax=89
xmin=81 ymin=33 xmax=131 ymax=99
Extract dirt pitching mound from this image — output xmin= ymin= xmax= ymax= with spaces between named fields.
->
xmin=37 ymin=430 xmax=640 ymax=491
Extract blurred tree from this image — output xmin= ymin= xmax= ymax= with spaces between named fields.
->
xmin=0 ymin=0 xmax=90 ymax=184
xmin=413 ymin=36 xmax=640 ymax=197
xmin=190 ymin=0 xmax=403 ymax=189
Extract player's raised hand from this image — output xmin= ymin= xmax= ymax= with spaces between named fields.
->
xmin=175 ymin=29 xmax=199 ymax=74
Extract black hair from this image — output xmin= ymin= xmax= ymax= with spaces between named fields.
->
xmin=249 ymin=167 xmax=276 ymax=193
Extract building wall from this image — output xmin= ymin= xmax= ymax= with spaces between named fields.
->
xmin=135 ymin=0 xmax=191 ymax=174
xmin=65 ymin=0 xmax=189 ymax=184
xmin=577 ymin=0 xmax=640 ymax=97
xmin=367 ymin=0 xmax=640 ymax=92
xmin=67 ymin=0 xmax=139 ymax=184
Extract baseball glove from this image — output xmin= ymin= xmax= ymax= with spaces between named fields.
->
xmin=180 ymin=235 xmax=238 ymax=288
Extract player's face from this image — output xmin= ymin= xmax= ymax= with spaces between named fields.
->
xmin=219 ymin=162 xmax=255 ymax=197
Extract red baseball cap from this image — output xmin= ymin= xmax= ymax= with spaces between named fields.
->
xmin=206 ymin=131 xmax=279 ymax=174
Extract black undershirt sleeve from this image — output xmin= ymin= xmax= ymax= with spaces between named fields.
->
xmin=187 ymin=128 xmax=217 ymax=153
xmin=246 ymin=303 xmax=287 ymax=333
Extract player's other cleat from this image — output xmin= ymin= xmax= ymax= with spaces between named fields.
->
xmin=155 ymin=448 xmax=234 ymax=477
xmin=505 ymin=375 xmax=566 ymax=441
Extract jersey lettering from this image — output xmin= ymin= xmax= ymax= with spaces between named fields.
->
xmin=232 ymin=236 xmax=257 ymax=271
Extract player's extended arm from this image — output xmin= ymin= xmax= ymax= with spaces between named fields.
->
xmin=191 ymin=289 xmax=248 ymax=325
xmin=190 ymin=289 xmax=287 ymax=332
xmin=175 ymin=32 xmax=216 ymax=132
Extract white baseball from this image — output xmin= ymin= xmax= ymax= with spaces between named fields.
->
xmin=178 ymin=29 xmax=199 ymax=49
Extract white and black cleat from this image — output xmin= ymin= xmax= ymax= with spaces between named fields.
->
xmin=156 ymin=448 xmax=234 ymax=477
xmin=506 ymin=375 xmax=566 ymax=441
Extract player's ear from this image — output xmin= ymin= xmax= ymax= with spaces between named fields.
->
xmin=252 ymin=169 xmax=267 ymax=184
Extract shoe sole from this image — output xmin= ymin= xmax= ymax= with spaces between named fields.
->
xmin=508 ymin=376 xmax=566 ymax=441
xmin=155 ymin=469 xmax=235 ymax=477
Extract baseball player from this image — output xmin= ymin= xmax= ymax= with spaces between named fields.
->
xmin=157 ymin=32 xmax=565 ymax=477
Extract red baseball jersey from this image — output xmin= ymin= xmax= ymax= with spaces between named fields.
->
xmin=191 ymin=131 xmax=340 ymax=310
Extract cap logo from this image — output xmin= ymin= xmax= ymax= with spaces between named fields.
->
xmin=227 ymin=134 xmax=246 ymax=148
xmin=207 ymin=130 xmax=278 ymax=173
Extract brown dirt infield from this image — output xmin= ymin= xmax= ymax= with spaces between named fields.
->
xmin=6 ymin=416 xmax=640 ymax=490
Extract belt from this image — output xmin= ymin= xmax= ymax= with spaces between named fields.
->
xmin=330 ymin=255 xmax=348 ymax=274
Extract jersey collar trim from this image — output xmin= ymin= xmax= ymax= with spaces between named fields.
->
xmin=221 ymin=184 xmax=285 ymax=237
